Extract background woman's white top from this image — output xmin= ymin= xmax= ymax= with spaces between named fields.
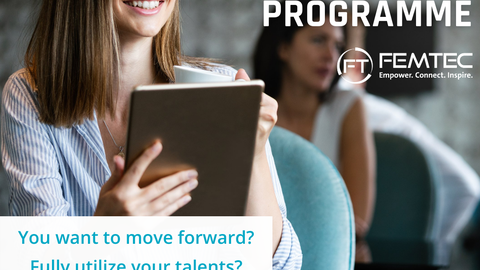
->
xmin=310 ymin=89 xmax=360 ymax=168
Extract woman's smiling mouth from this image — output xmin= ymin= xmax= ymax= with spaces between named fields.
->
xmin=123 ymin=1 xmax=163 ymax=10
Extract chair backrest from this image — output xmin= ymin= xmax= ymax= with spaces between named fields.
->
xmin=269 ymin=127 xmax=355 ymax=270
xmin=472 ymin=203 xmax=480 ymax=226
xmin=366 ymin=132 xmax=439 ymax=264
xmin=368 ymin=132 xmax=438 ymax=240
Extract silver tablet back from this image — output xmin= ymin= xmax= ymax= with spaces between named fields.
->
xmin=125 ymin=80 xmax=264 ymax=216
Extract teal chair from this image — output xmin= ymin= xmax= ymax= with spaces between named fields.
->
xmin=366 ymin=132 xmax=440 ymax=265
xmin=269 ymin=127 xmax=355 ymax=270
xmin=474 ymin=203 xmax=480 ymax=225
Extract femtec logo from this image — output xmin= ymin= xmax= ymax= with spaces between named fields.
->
xmin=337 ymin=48 xmax=373 ymax=84
xmin=378 ymin=52 xmax=473 ymax=80
xmin=337 ymin=49 xmax=474 ymax=82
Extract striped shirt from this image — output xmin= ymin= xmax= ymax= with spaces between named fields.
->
xmin=1 ymin=69 xmax=302 ymax=269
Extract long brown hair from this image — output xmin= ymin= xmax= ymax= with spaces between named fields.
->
xmin=25 ymin=0 xmax=186 ymax=127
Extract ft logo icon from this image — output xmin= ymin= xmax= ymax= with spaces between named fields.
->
xmin=337 ymin=47 xmax=374 ymax=84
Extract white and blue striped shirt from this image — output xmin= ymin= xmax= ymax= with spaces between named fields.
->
xmin=1 ymin=69 xmax=302 ymax=269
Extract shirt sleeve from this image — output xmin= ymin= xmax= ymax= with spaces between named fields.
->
xmin=1 ymin=72 xmax=69 ymax=216
xmin=265 ymin=140 xmax=303 ymax=269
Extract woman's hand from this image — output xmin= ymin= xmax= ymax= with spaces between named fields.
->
xmin=94 ymin=141 xmax=198 ymax=216
xmin=236 ymin=69 xmax=282 ymax=254
xmin=235 ymin=69 xmax=278 ymax=157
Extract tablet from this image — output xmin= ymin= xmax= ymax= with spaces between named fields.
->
xmin=125 ymin=80 xmax=264 ymax=216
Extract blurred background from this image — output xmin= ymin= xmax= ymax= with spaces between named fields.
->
xmin=0 ymin=0 xmax=479 ymax=268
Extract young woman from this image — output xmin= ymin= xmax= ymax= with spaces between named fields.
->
xmin=254 ymin=2 xmax=376 ymax=240
xmin=1 ymin=0 xmax=301 ymax=268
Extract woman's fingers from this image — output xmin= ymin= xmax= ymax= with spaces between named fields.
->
xmin=257 ymin=93 xmax=278 ymax=138
xmin=141 ymin=170 xmax=198 ymax=203
xmin=154 ymin=195 xmax=192 ymax=216
xmin=147 ymin=178 xmax=198 ymax=215
xmin=261 ymin=93 xmax=278 ymax=115
xmin=96 ymin=143 xmax=199 ymax=216
xmin=233 ymin=68 xmax=277 ymax=144
xmin=117 ymin=141 xmax=163 ymax=190
xmin=235 ymin=69 xmax=251 ymax=81
xmin=260 ymin=93 xmax=278 ymax=124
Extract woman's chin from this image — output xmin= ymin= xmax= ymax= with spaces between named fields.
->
xmin=315 ymin=78 xmax=335 ymax=91
xmin=309 ymin=81 xmax=332 ymax=93
xmin=119 ymin=26 xmax=162 ymax=39
xmin=135 ymin=22 xmax=164 ymax=36
xmin=138 ymin=29 xmax=162 ymax=37
xmin=316 ymin=88 xmax=329 ymax=95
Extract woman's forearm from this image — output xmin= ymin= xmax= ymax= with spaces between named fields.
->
xmin=343 ymin=168 xmax=376 ymax=237
xmin=340 ymin=98 xmax=376 ymax=237
xmin=245 ymin=149 xmax=283 ymax=255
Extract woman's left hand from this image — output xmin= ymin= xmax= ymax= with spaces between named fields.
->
xmin=235 ymin=69 xmax=278 ymax=157
xmin=236 ymin=69 xmax=283 ymax=254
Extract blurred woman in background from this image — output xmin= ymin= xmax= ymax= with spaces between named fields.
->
xmin=254 ymin=0 xmax=376 ymax=242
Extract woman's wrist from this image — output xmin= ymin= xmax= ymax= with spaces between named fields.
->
xmin=355 ymin=216 xmax=370 ymax=239
xmin=253 ymin=147 xmax=268 ymax=162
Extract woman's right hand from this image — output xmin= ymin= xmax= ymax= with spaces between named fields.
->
xmin=94 ymin=141 xmax=198 ymax=216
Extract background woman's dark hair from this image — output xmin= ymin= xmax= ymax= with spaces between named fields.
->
xmin=253 ymin=0 xmax=346 ymax=100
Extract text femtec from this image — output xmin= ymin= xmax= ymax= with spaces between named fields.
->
xmin=380 ymin=53 xmax=473 ymax=69
xmin=264 ymin=0 xmax=471 ymax=27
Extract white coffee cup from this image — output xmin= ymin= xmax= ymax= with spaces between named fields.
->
xmin=174 ymin=65 xmax=233 ymax=83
